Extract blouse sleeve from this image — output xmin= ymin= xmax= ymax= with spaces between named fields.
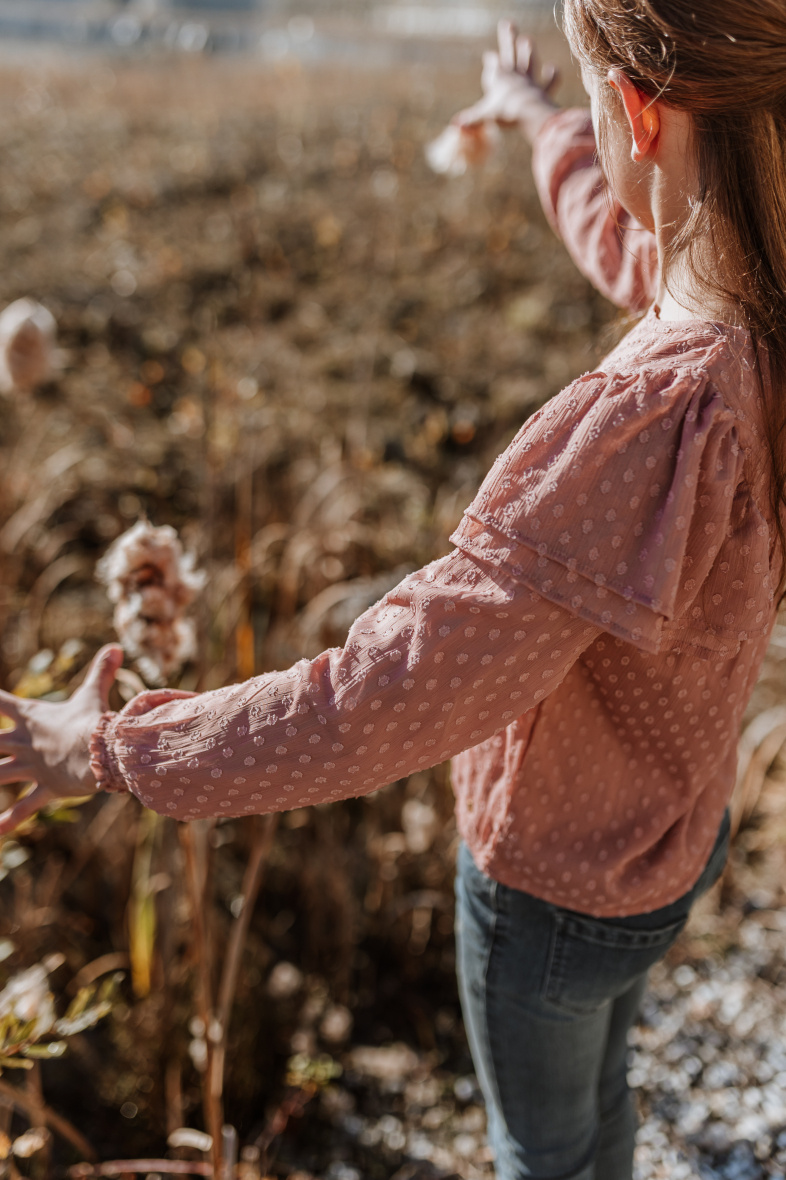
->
xmin=450 ymin=363 xmax=768 ymax=656
xmin=532 ymin=108 xmax=659 ymax=313
xmin=89 ymin=551 xmax=601 ymax=820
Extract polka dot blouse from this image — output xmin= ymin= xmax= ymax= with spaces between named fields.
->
xmin=90 ymin=109 xmax=779 ymax=918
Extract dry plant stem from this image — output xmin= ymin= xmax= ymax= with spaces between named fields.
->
xmin=234 ymin=462 xmax=255 ymax=682
xmin=165 ymin=1057 xmax=185 ymax=1138
xmin=179 ymin=821 xmax=222 ymax=1179
xmin=220 ymin=1126 xmax=237 ymax=1180
xmin=69 ymin=952 xmax=130 ymax=994
xmin=0 ymin=1094 xmax=11 ymax=1135
xmin=61 ymin=794 xmax=131 ymax=894
xmin=198 ymin=375 xmax=216 ymax=693
xmin=210 ymin=814 xmax=280 ymax=1107
xmin=37 ymin=853 xmax=66 ymax=913
xmin=26 ymin=1064 xmax=51 ymax=1180
xmin=0 ymin=1078 xmax=96 ymax=1161
xmin=68 ymin=1162 xmax=212 ymax=1178
xmin=733 ymin=708 xmax=786 ymax=837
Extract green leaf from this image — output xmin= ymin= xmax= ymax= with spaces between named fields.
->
xmin=41 ymin=808 xmax=82 ymax=825
xmin=98 ymin=973 xmax=124 ymax=1003
xmin=22 ymin=1042 xmax=66 ymax=1059
xmin=285 ymin=1053 xmax=342 ymax=1089
xmin=55 ymin=1002 xmax=112 ymax=1037
xmin=62 ymin=986 xmax=95 ymax=1023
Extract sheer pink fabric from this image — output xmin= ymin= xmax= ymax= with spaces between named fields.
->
xmin=90 ymin=109 xmax=779 ymax=917
xmin=532 ymin=107 xmax=659 ymax=312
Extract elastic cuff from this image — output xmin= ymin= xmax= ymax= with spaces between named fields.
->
xmin=89 ymin=713 xmax=128 ymax=794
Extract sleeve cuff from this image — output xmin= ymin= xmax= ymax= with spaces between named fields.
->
xmin=89 ymin=713 xmax=128 ymax=794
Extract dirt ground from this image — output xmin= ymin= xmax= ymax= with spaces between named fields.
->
xmin=0 ymin=40 xmax=786 ymax=1180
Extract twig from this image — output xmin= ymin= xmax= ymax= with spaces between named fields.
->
xmin=220 ymin=1126 xmax=237 ymax=1180
xmin=165 ymin=1059 xmax=184 ymax=1139
xmin=210 ymin=815 xmax=279 ymax=1107
xmin=61 ymin=794 xmax=131 ymax=894
xmin=234 ymin=461 xmax=255 ymax=683
xmin=179 ymin=822 xmax=222 ymax=1178
xmin=0 ymin=1077 xmax=95 ymax=1161
xmin=732 ymin=706 xmax=786 ymax=837
xmin=68 ymin=1162 xmax=212 ymax=1178
xmin=255 ymin=1086 xmax=315 ymax=1167
xmin=69 ymin=953 xmax=130 ymax=995
xmin=26 ymin=1063 xmax=50 ymax=1178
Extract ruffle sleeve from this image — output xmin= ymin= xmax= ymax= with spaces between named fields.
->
xmin=450 ymin=365 xmax=772 ymax=655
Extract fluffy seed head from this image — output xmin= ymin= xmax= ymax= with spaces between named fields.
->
xmin=0 ymin=299 xmax=57 ymax=393
xmin=97 ymin=520 xmax=205 ymax=685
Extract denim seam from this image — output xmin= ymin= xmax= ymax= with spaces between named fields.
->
xmin=542 ymin=911 xmax=565 ymax=1003
xmin=559 ymin=914 xmax=688 ymax=951
xmin=481 ymin=877 xmax=514 ymax=1141
xmin=543 ymin=915 xmax=690 ymax=1017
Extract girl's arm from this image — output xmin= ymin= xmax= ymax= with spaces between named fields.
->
xmin=0 ymin=551 xmax=600 ymax=826
xmin=456 ymin=21 xmax=658 ymax=313
xmin=531 ymin=108 xmax=659 ymax=313
xmin=454 ymin=22 xmax=560 ymax=144
xmin=89 ymin=551 xmax=601 ymax=820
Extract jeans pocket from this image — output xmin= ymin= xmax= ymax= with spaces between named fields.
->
xmin=543 ymin=910 xmax=688 ymax=1016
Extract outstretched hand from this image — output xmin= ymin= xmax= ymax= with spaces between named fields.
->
xmin=0 ymin=644 xmax=124 ymax=834
xmin=455 ymin=20 xmax=560 ymax=144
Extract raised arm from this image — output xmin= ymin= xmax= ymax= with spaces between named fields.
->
xmin=531 ymin=108 xmax=659 ymax=313
xmin=456 ymin=21 xmax=658 ymax=313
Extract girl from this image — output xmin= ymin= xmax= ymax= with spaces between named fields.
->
xmin=1 ymin=3 xmax=784 ymax=1176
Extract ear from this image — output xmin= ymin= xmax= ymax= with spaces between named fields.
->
xmin=607 ymin=69 xmax=660 ymax=162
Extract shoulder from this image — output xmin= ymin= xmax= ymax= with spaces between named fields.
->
xmin=484 ymin=358 xmax=738 ymax=499
xmin=451 ymin=359 xmax=748 ymax=652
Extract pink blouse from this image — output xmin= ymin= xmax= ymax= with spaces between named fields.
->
xmin=90 ymin=109 xmax=778 ymax=917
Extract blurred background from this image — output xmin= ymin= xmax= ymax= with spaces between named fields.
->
xmin=0 ymin=0 xmax=557 ymax=61
xmin=0 ymin=5 xmax=786 ymax=1180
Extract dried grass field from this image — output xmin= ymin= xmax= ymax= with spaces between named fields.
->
xmin=1 ymin=42 xmax=786 ymax=1180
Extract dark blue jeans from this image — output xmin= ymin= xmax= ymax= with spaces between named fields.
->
xmin=455 ymin=813 xmax=730 ymax=1180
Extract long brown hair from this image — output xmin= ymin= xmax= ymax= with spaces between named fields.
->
xmin=563 ymin=0 xmax=786 ymax=595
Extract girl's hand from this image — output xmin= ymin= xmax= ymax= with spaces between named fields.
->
xmin=456 ymin=20 xmax=560 ymax=144
xmin=0 ymin=644 xmax=124 ymax=833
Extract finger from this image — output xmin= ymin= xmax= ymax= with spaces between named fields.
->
xmin=527 ymin=39 xmax=540 ymax=82
xmin=0 ymin=759 xmax=33 ymax=787
xmin=497 ymin=19 xmax=517 ymax=72
xmin=121 ymin=689 xmax=196 ymax=719
xmin=542 ymin=63 xmax=560 ymax=95
xmin=481 ymin=49 xmax=500 ymax=78
xmin=0 ymin=729 xmax=24 ymax=753
xmin=0 ymin=784 xmax=51 ymax=836
xmin=516 ymin=34 xmax=533 ymax=77
xmin=82 ymin=645 xmax=125 ymax=709
xmin=0 ymin=690 xmax=22 ymax=724
xmin=454 ymin=96 xmax=495 ymax=127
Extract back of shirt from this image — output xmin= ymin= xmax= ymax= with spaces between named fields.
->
xmin=449 ymin=112 xmax=777 ymax=916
